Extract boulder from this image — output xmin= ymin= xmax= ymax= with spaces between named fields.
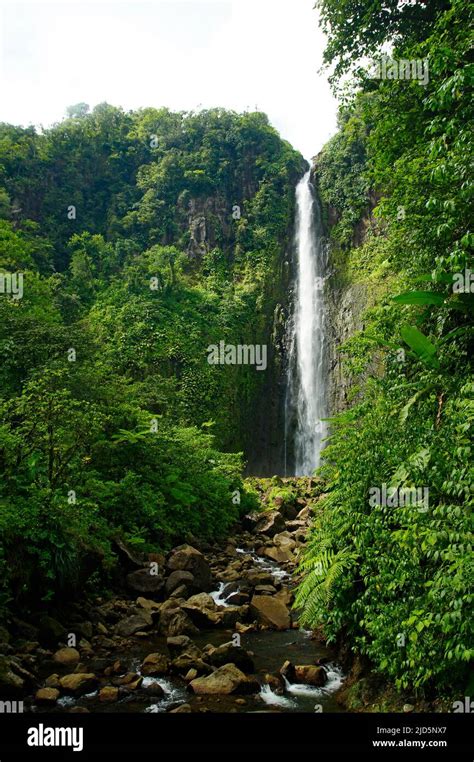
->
xmin=274 ymin=588 xmax=294 ymax=607
xmin=53 ymin=647 xmax=80 ymax=667
xmin=136 ymin=597 xmax=161 ymax=614
xmin=166 ymin=546 xmax=212 ymax=592
xmin=45 ymin=674 xmax=60 ymax=688
xmin=250 ymin=596 xmax=290 ymax=630
xmin=219 ymin=605 xmax=248 ymax=628
xmin=273 ymin=532 xmax=297 ymax=551
xmin=99 ymin=686 xmax=119 ymax=703
xmin=159 ymin=607 xmax=198 ymax=637
xmin=241 ymin=512 xmax=260 ymax=532
xmin=189 ymin=664 xmax=259 ymax=695
xmin=254 ymin=585 xmax=277 ymax=596
xmin=142 ymin=681 xmax=165 ymax=698
xmin=262 ymin=546 xmax=295 ymax=564
xmin=171 ymin=653 xmax=211 ymax=676
xmin=166 ymin=635 xmax=195 ymax=656
xmin=0 ymin=655 xmax=25 ymax=695
xmin=181 ymin=593 xmax=220 ymax=628
xmin=141 ymin=653 xmax=170 ymax=677
xmin=116 ymin=612 xmax=153 ymax=637
xmin=243 ymin=569 xmax=275 ymax=587
xmin=255 ymin=511 xmax=286 ymax=537
xmin=165 ymin=570 xmax=196 ymax=597
xmin=126 ymin=569 xmax=164 ymax=596
xmin=226 ymin=592 xmax=249 ymax=606
xmin=294 ymin=665 xmax=326 ymax=687
xmin=59 ymin=673 xmax=98 ymax=695
xmin=35 ymin=687 xmax=60 ymax=704
xmin=169 ymin=703 xmax=192 ymax=713
xmin=280 ymin=660 xmax=296 ymax=682
xmin=208 ymin=642 xmax=254 ymax=673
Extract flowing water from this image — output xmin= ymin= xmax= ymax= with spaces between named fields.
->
xmin=285 ymin=171 xmax=328 ymax=476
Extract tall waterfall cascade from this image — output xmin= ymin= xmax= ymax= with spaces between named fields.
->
xmin=284 ymin=171 xmax=328 ymax=476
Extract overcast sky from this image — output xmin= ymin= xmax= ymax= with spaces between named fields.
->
xmin=0 ymin=0 xmax=338 ymax=160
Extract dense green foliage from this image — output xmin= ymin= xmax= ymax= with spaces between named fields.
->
xmin=0 ymin=106 xmax=304 ymax=607
xmin=298 ymin=0 xmax=473 ymax=696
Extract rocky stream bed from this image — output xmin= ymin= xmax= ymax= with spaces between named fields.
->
xmin=0 ymin=480 xmax=346 ymax=714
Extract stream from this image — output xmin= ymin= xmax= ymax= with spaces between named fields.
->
xmin=31 ymin=541 xmax=344 ymax=715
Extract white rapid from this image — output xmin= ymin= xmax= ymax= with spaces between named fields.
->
xmin=285 ymin=171 xmax=328 ymax=476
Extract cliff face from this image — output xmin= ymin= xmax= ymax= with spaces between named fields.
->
xmin=325 ymin=275 xmax=367 ymax=415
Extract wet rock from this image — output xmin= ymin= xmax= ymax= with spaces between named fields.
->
xmin=280 ymin=660 xmax=296 ymax=682
xmin=112 ymin=672 xmax=140 ymax=686
xmin=172 ymin=653 xmax=211 ymax=675
xmin=189 ymin=664 xmax=259 ymax=695
xmin=235 ymin=622 xmax=256 ymax=634
xmin=165 ymin=570 xmax=196 ymax=597
xmin=159 ymin=606 xmax=198 ymax=637
xmin=250 ymin=595 xmax=290 ymax=630
xmin=53 ymin=647 xmax=80 ymax=667
xmin=141 ymin=653 xmax=170 ymax=677
xmin=263 ymin=546 xmax=295 ymax=564
xmin=59 ymin=673 xmax=98 ymax=695
xmin=136 ymin=597 xmax=161 ymax=615
xmin=114 ymin=673 xmax=143 ymax=692
xmin=166 ymin=635 xmax=195 ymax=656
xmin=242 ymin=512 xmax=260 ymax=532
xmin=77 ymin=621 xmax=94 ymax=639
xmin=254 ymin=585 xmax=277 ymax=596
xmin=208 ymin=642 xmax=255 ymax=673
xmin=285 ymin=520 xmax=307 ymax=532
xmin=126 ymin=569 xmax=165 ymax=596
xmin=116 ymin=612 xmax=153 ymax=637
xmin=169 ymin=703 xmax=192 ymax=713
xmin=274 ymin=588 xmax=294 ymax=607
xmin=142 ymin=681 xmax=165 ymax=698
xmin=219 ymin=605 xmax=248 ymax=628
xmin=255 ymin=511 xmax=286 ymax=537
xmin=89 ymin=658 xmax=110 ymax=674
xmin=264 ymin=673 xmax=284 ymax=692
xmin=181 ymin=593 xmax=221 ymax=628
xmin=184 ymin=668 xmax=198 ymax=682
xmin=166 ymin=546 xmax=212 ymax=592
xmin=99 ymin=686 xmax=119 ymax=703
xmin=294 ymin=665 xmax=326 ymax=686
xmin=35 ymin=687 xmax=59 ymax=704
xmin=273 ymin=532 xmax=297 ymax=551
xmin=243 ymin=569 xmax=275 ymax=587
xmin=0 ymin=655 xmax=25 ymax=695
xmin=226 ymin=592 xmax=249 ymax=606
xmin=45 ymin=673 xmax=61 ymax=688
xmin=296 ymin=506 xmax=310 ymax=522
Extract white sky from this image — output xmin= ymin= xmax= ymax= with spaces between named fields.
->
xmin=0 ymin=0 xmax=338 ymax=160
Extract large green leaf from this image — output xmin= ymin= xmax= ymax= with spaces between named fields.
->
xmin=400 ymin=325 xmax=440 ymax=368
xmin=393 ymin=291 xmax=445 ymax=306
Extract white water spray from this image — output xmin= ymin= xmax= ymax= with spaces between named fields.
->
xmin=285 ymin=171 xmax=328 ymax=476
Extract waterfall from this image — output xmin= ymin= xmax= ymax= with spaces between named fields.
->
xmin=284 ymin=171 xmax=328 ymax=476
